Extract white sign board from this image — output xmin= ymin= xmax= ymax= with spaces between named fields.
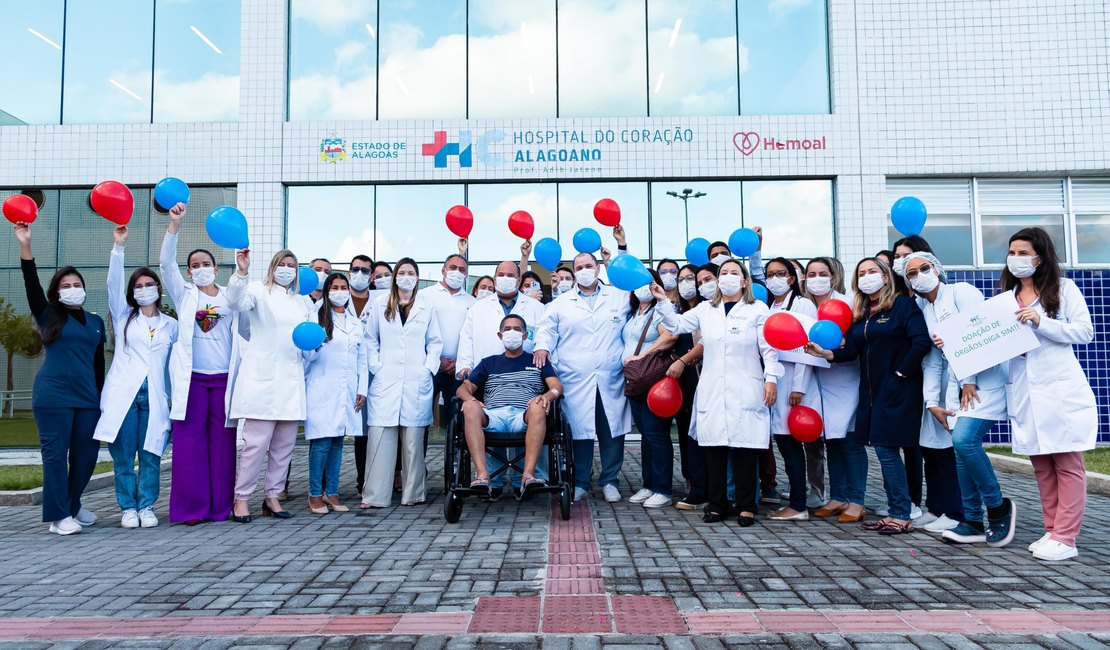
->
xmin=930 ymin=292 xmax=1040 ymax=380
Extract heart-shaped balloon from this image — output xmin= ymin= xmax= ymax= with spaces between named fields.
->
xmin=593 ymin=198 xmax=621 ymax=227
xmin=2 ymin=194 xmax=38 ymax=224
xmin=445 ymin=205 xmax=473 ymax=238
xmin=206 ymin=206 xmax=250 ymax=249
xmin=89 ymin=180 xmax=134 ymax=225
xmin=508 ymin=210 xmax=534 ymax=240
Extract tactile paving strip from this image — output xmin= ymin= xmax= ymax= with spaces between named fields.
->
xmin=467 ymin=596 xmax=541 ymax=633
xmin=610 ymin=595 xmax=686 ymax=634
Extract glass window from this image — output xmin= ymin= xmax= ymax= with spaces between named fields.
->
xmin=741 ymin=180 xmax=834 ymax=259
xmin=557 ymin=182 xmax=648 ymax=258
xmin=1076 ymin=214 xmax=1110 ymax=264
xmin=154 ymin=0 xmax=240 ymax=122
xmin=980 ymin=215 xmax=1067 ymax=265
xmin=286 ymin=185 xmax=375 ymax=266
xmin=738 ymin=0 xmax=830 ymax=114
xmin=557 ymin=0 xmax=647 ymax=118
xmin=468 ymin=0 xmax=556 ymax=118
xmin=288 ymin=0 xmax=377 ymax=120
xmin=466 ymin=183 xmax=558 ymax=264
xmin=374 ymin=184 xmax=466 ymax=275
xmin=378 ymin=0 xmax=466 ymax=119
xmin=62 ymin=0 xmax=155 ymax=124
xmin=0 ymin=2 xmax=64 ymax=125
xmin=58 ymin=188 xmax=151 ymax=267
xmin=887 ymin=215 xmax=974 ymax=267
xmin=0 ymin=190 xmax=59 ymax=267
xmin=650 ymin=182 xmax=742 ymax=263
xmin=647 ymin=1 xmax=738 ymax=116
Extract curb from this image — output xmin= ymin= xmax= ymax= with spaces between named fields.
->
xmin=0 ymin=458 xmax=173 ymax=506
xmin=986 ymin=452 xmax=1110 ymax=496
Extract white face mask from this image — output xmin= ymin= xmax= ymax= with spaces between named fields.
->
xmin=58 ymin=287 xmax=86 ymax=307
xmin=133 ymin=286 xmax=160 ymax=306
xmin=698 ymin=281 xmax=717 ymax=301
xmin=575 ymin=268 xmax=597 ymax=288
xmin=908 ymin=268 xmax=940 ymax=294
xmin=501 ymin=329 xmax=524 ymax=351
xmin=710 ymin=254 xmax=730 ymax=266
xmin=806 ymin=276 xmax=831 ymax=296
xmin=396 ymin=275 xmax=418 ymax=292
xmin=678 ymin=278 xmax=697 ymax=300
xmin=444 ymin=269 xmax=466 ymax=290
xmin=349 ymin=271 xmax=370 ymax=291
xmin=857 ymin=273 xmax=885 ymax=295
xmin=633 ymin=286 xmax=653 ymax=302
xmin=1006 ymin=255 xmax=1038 ymax=278
xmin=495 ymin=276 xmax=518 ymax=295
xmin=476 ymin=288 xmax=493 ymax=300
xmin=374 ymin=274 xmax=392 ymax=289
xmin=893 ymin=257 xmax=908 ymax=277
xmin=766 ymin=276 xmax=791 ymax=297
xmin=328 ymin=290 xmax=350 ymax=307
xmin=315 ymin=270 xmax=328 ymax=286
xmin=553 ymin=280 xmax=573 ymax=296
xmin=190 ymin=266 xmax=216 ymax=287
xmin=272 ymin=266 xmax=296 ymax=287
xmin=660 ymin=273 xmax=677 ymax=290
xmin=718 ymin=275 xmax=743 ymax=297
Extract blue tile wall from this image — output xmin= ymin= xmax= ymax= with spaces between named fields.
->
xmin=947 ymin=270 xmax=1109 ymax=445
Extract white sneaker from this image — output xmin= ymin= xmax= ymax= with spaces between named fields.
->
xmin=909 ymin=504 xmax=923 ymax=520
xmin=923 ymin=514 xmax=960 ymax=533
xmin=603 ymin=485 xmax=621 ymax=503
xmin=74 ymin=508 xmax=97 ymax=526
xmin=573 ymin=487 xmax=589 ymax=503
xmin=913 ymin=512 xmax=939 ymax=527
xmin=1028 ymin=532 xmax=1052 ymax=553
xmin=643 ymin=493 xmax=672 ymax=508
xmin=139 ymin=507 xmax=159 ymax=528
xmin=629 ymin=488 xmax=654 ymax=504
xmin=121 ymin=509 xmax=140 ymax=529
xmin=49 ymin=517 xmax=83 ymax=536
xmin=1033 ymin=539 xmax=1078 ymax=562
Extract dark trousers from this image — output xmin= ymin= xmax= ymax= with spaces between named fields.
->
xmin=903 ymin=445 xmax=923 ymax=506
xmin=759 ymin=441 xmax=778 ymax=494
xmin=922 ymin=446 xmax=964 ymax=520
xmin=774 ymin=435 xmax=808 ymax=511
xmin=433 ymin=370 xmax=462 ymax=432
xmin=33 ymin=407 xmax=101 ymax=523
xmin=705 ymin=446 xmax=759 ymax=517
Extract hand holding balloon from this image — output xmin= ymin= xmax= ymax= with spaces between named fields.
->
xmin=649 ymin=282 xmax=668 ymax=302
xmin=805 ymin=341 xmax=834 ymax=361
xmin=235 ymin=249 xmax=250 ymax=276
xmin=12 ymin=222 xmax=31 ymax=256
xmin=113 ymin=225 xmax=128 ymax=247
xmin=457 ymin=237 xmax=468 ymax=256
xmin=612 ymin=224 xmax=626 ymax=247
xmin=167 ymin=203 xmax=187 ymax=234
xmin=521 ymin=239 xmax=532 ymax=257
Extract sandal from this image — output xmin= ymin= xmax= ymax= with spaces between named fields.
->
xmin=876 ymin=520 xmax=915 ymax=535
xmin=861 ymin=517 xmax=892 ymax=531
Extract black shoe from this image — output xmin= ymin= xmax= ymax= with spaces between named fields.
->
xmin=487 ymin=487 xmax=504 ymax=502
xmin=261 ymin=501 xmax=293 ymax=519
xmin=702 ymin=510 xmax=726 ymax=523
xmin=675 ymin=496 xmax=708 ymax=511
xmin=231 ymin=514 xmax=252 ymax=523
xmin=737 ymin=515 xmax=756 ymax=527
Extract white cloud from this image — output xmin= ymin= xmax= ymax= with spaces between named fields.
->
xmin=335 ymin=40 xmax=370 ymax=67
xmin=334 ymin=228 xmax=376 ymax=265
xmin=291 ymin=0 xmax=375 ymax=33
xmin=742 ymin=181 xmax=834 ymax=257
xmin=289 ymin=72 xmax=376 ymax=120
xmin=153 ymin=71 xmax=239 ymax=122
xmin=768 ymin=0 xmax=814 ymax=18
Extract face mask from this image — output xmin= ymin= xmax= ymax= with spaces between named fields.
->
xmin=1007 ymin=255 xmax=1038 ymax=278
xmin=476 ymin=289 xmax=493 ymax=300
xmin=575 ymin=268 xmax=597 ymax=288
xmin=396 ymin=275 xmax=418 ymax=292
xmin=349 ymin=272 xmax=370 ymax=291
xmin=660 ymin=273 xmax=677 ymax=290
xmin=718 ymin=275 xmax=743 ymax=296
xmin=893 ymin=257 xmax=907 ymax=277
xmin=678 ymin=279 xmax=697 ymax=300
xmin=908 ymin=269 xmax=939 ymax=294
xmin=710 ymin=254 xmax=730 ymax=266
xmin=495 ymin=276 xmax=518 ymax=295
xmin=444 ymin=269 xmax=466 ymax=290
xmin=633 ymin=286 xmax=653 ymax=302
xmin=554 ymin=280 xmax=573 ymax=297
xmin=133 ymin=286 xmax=160 ymax=306
xmin=273 ymin=266 xmax=296 ymax=287
xmin=315 ymin=270 xmax=328 ymax=286
xmin=698 ymin=281 xmax=717 ymax=301
xmin=58 ymin=287 xmax=86 ymax=307
xmin=190 ymin=267 xmax=216 ymax=287
xmin=858 ymin=273 xmax=885 ymax=295
xmin=374 ymin=275 xmax=392 ymax=289
xmin=328 ymin=290 xmax=350 ymax=307
xmin=766 ymin=276 xmax=791 ymax=297
xmin=501 ymin=330 xmax=524 ymax=351
xmin=806 ymin=276 xmax=831 ymax=296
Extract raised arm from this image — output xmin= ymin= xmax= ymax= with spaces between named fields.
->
xmin=159 ymin=203 xmax=190 ymax=306
xmin=651 ymin=288 xmax=702 ymax=336
xmin=15 ymin=224 xmax=48 ymax=320
xmin=107 ymin=226 xmax=130 ymax=323
xmin=225 ymin=249 xmax=257 ymax=312
xmin=748 ymin=227 xmax=765 ymax=282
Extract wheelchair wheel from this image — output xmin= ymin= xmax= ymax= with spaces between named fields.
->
xmin=444 ymin=491 xmax=463 ymax=523
xmin=559 ymin=485 xmax=571 ymax=520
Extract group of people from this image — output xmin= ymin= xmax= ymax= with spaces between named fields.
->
xmin=14 ymin=205 xmax=1097 ymax=562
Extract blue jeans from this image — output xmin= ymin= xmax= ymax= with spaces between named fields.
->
xmin=309 ymin=437 xmax=343 ymax=497
xmin=572 ymin=391 xmax=626 ymax=491
xmin=630 ymin=398 xmax=672 ymax=496
xmin=873 ymin=445 xmax=913 ymax=520
xmin=951 ymin=417 xmax=1001 ymax=523
xmin=774 ymin=435 xmax=808 ymax=511
xmin=826 ymin=438 xmax=868 ymax=504
xmin=109 ymin=382 xmax=161 ymax=511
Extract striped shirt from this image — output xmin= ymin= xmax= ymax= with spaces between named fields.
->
xmin=468 ymin=353 xmax=556 ymax=410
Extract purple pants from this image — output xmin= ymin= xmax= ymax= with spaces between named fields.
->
xmin=168 ymin=373 xmax=236 ymax=523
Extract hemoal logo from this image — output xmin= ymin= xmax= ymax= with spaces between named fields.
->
xmin=421 ymin=130 xmax=506 ymax=168
xmin=733 ymin=131 xmax=827 ymax=156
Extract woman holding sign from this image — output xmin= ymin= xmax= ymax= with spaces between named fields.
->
xmin=1001 ymin=227 xmax=1096 ymax=561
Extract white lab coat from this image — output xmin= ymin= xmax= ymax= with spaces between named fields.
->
xmin=1005 ymin=278 xmax=1097 ymax=456
xmin=423 ymin=282 xmax=475 ymax=360
xmin=456 ymin=292 xmax=545 ymax=375
xmin=657 ymin=299 xmax=783 ymax=449
xmin=302 ymin=310 xmax=369 ymax=440
xmin=159 ymin=232 xmax=246 ymax=426
xmin=93 ymin=245 xmax=179 ymax=456
xmin=535 ymin=285 xmax=632 ymax=441
xmin=365 ymin=292 xmax=444 ymax=428
xmin=812 ymin=291 xmax=859 ymax=440
xmin=225 ymin=273 xmax=314 ymax=421
xmin=768 ymin=294 xmax=820 ymax=435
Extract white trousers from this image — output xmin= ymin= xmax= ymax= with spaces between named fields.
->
xmin=362 ymin=426 xmax=426 ymax=507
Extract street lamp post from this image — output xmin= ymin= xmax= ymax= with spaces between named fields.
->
xmin=665 ymin=188 xmax=707 ymax=244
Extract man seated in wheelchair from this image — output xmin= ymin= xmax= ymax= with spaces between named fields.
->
xmin=456 ymin=314 xmax=562 ymax=496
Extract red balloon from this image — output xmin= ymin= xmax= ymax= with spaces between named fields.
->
xmin=445 ymin=205 xmax=473 ymax=238
xmin=647 ymin=377 xmax=683 ymax=418
xmin=817 ymin=298 xmax=853 ymax=335
xmin=763 ymin=312 xmax=808 ymax=351
xmin=593 ymin=198 xmax=621 ymax=227
xmin=89 ymin=181 xmax=134 ymax=225
xmin=2 ymin=194 xmax=37 ymax=224
xmin=508 ymin=210 xmax=534 ymax=240
xmin=787 ymin=405 xmax=823 ymax=443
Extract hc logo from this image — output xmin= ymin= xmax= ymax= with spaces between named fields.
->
xmin=422 ymin=130 xmax=505 ymax=168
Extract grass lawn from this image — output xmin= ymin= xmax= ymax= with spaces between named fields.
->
xmin=0 ymin=416 xmax=40 ymax=448
xmin=986 ymin=446 xmax=1110 ymax=476
xmin=0 ymin=460 xmax=114 ymax=491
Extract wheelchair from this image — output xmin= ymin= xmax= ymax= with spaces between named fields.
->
xmin=443 ymin=396 xmax=575 ymax=522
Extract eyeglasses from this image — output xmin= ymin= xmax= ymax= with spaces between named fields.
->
xmin=766 ymin=270 xmax=791 ymax=279
xmin=350 ymin=267 xmax=371 ymax=275
xmin=904 ymin=264 xmax=933 ymax=280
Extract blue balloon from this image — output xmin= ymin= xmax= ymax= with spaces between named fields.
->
xmin=572 ymin=227 xmax=602 ymax=254
xmin=534 ymin=237 xmax=562 ymax=271
xmin=728 ymin=228 xmax=760 ymax=257
xmin=205 ymin=205 xmax=249 ymax=249
xmin=891 ymin=196 xmax=927 ymax=236
xmin=751 ymin=282 xmax=769 ymax=303
xmin=153 ymin=177 xmax=190 ymax=211
xmin=809 ymin=320 xmax=843 ymax=351
xmin=685 ymin=237 xmax=710 ymax=266
xmin=292 ymin=321 xmax=327 ymax=351
xmin=608 ymin=254 xmax=651 ymax=291
xmin=297 ymin=267 xmax=318 ymax=295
